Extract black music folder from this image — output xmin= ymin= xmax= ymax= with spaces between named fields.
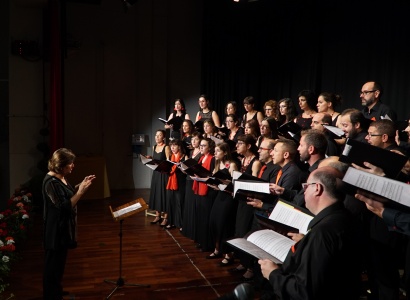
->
xmin=278 ymin=121 xmax=302 ymax=142
xmin=339 ymin=138 xmax=407 ymax=179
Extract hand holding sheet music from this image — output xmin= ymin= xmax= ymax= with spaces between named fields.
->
xmin=227 ymin=229 xmax=295 ymax=264
xmin=269 ymin=200 xmax=314 ymax=234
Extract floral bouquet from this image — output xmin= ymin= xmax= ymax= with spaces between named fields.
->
xmin=0 ymin=189 xmax=32 ymax=294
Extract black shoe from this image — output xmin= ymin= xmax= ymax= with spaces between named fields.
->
xmin=229 ymin=265 xmax=246 ymax=273
xmin=159 ymin=219 xmax=168 ymax=227
xmin=220 ymin=257 xmax=234 ymax=266
xmin=150 ymin=217 xmax=162 ymax=224
xmin=206 ymin=252 xmax=222 ymax=259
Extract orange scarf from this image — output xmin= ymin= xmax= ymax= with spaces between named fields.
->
xmin=192 ymin=154 xmax=213 ymax=196
xmin=166 ymin=153 xmax=181 ymax=190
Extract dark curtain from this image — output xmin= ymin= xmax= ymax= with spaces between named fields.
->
xmin=49 ymin=0 xmax=64 ymax=151
xmin=201 ymin=0 xmax=410 ymax=121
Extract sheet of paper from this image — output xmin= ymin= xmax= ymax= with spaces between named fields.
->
xmin=113 ymin=202 xmax=142 ymax=218
xmin=269 ymin=201 xmax=313 ymax=234
xmin=233 ymin=181 xmax=270 ymax=197
xmin=247 ymin=229 xmax=295 ymax=263
xmin=227 ymin=238 xmax=282 ymax=264
xmin=343 ymin=167 xmax=410 ymax=207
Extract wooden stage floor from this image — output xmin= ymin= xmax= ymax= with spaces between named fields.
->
xmin=6 ymin=189 xmax=248 ymax=300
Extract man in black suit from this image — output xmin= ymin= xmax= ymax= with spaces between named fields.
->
xmin=339 ymin=108 xmax=369 ymax=144
xmin=360 ymin=81 xmax=397 ymax=122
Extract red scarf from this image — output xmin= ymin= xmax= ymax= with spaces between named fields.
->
xmin=166 ymin=153 xmax=181 ymax=190
xmin=192 ymin=154 xmax=213 ymax=196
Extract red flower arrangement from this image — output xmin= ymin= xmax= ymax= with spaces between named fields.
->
xmin=0 ymin=188 xmax=32 ymax=294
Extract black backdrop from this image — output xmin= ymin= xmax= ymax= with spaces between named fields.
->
xmin=201 ymin=0 xmax=410 ymax=121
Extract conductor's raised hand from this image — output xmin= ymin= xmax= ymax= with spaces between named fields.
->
xmin=78 ymin=175 xmax=96 ymax=195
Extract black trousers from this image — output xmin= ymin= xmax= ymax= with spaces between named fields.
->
xmin=43 ymin=248 xmax=68 ymax=300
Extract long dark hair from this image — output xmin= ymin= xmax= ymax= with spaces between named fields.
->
xmin=173 ymin=98 xmax=187 ymax=114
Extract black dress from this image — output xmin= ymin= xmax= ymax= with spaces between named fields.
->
xmin=209 ymin=167 xmax=237 ymax=253
xmin=42 ymin=174 xmax=77 ymax=300
xmin=148 ymin=145 xmax=169 ymax=212
xmin=166 ymin=165 xmax=186 ymax=228
xmin=181 ymin=150 xmax=202 ymax=239
xmin=194 ymin=156 xmax=216 ymax=252
xmin=294 ymin=115 xmax=313 ymax=130
xmin=235 ymin=157 xmax=257 ymax=238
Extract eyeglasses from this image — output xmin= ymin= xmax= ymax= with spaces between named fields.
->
xmin=199 ymin=144 xmax=208 ymax=148
xmin=360 ymin=90 xmax=376 ymax=96
xmin=226 ymin=120 xmax=234 ymax=123
xmin=302 ymin=182 xmax=317 ymax=190
xmin=264 ymin=108 xmax=273 ymax=111
xmin=366 ymin=132 xmax=383 ymax=138
xmin=258 ymin=147 xmax=272 ymax=151
xmin=279 ymin=105 xmax=287 ymax=109
xmin=237 ymin=141 xmax=245 ymax=146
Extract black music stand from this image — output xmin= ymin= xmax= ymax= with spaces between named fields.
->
xmin=105 ymin=198 xmax=150 ymax=299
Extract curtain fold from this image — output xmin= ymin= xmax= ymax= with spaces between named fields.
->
xmin=49 ymin=0 xmax=63 ymax=152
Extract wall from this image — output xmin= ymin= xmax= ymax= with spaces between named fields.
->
xmin=8 ymin=0 xmax=45 ymax=194
xmin=64 ymin=0 xmax=203 ymax=189
xmin=4 ymin=0 xmax=203 ymax=197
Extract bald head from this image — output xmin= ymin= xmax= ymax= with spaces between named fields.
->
xmin=305 ymin=166 xmax=344 ymax=215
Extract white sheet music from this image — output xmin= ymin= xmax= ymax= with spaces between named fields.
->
xmin=233 ymin=181 xmax=270 ymax=196
xmin=269 ymin=201 xmax=313 ymax=234
xmin=247 ymin=229 xmax=295 ymax=263
xmin=113 ymin=202 xmax=142 ymax=218
xmin=343 ymin=167 xmax=410 ymax=207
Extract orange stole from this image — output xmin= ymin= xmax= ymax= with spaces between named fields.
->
xmin=192 ymin=154 xmax=213 ymax=196
xmin=166 ymin=153 xmax=181 ymax=190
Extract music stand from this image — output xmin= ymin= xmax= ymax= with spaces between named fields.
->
xmin=104 ymin=198 xmax=150 ymax=299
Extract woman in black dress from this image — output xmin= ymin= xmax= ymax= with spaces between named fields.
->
xmin=207 ymin=143 xmax=238 ymax=263
xmin=181 ymin=119 xmax=194 ymax=154
xmin=192 ymin=138 xmax=216 ymax=252
xmin=232 ymin=134 xmax=261 ymax=278
xmin=195 ymin=94 xmax=221 ymax=127
xmin=242 ymin=96 xmax=264 ymax=126
xmin=294 ymin=90 xmax=317 ymax=130
xmin=256 ymin=117 xmax=279 ymax=148
xmin=164 ymin=98 xmax=190 ymax=140
xmin=42 ymin=148 xmax=96 ymax=300
xmin=165 ymin=139 xmax=187 ymax=230
xmin=278 ymin=98 xmax=297 ymax=126
xmin=244 ymin=119 xmax=261 ymax=140
xmin=181 ymin=132 xmax=202 ymax=239
xmin=148 ymin=130 xmax=171 ymax=225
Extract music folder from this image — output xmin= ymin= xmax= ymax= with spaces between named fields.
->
xmin=140 ymin=155 xmax=176 ymax=173
xmin=255 ymin=213 xmax=298 ymax=236
xmin=278 ymin=121 xmax=302 ymax=142
xmin=158 ymin=116 xmax=183 ymax=128
xmin=323 ymin=125 xmax=345 ymax=138
xmin=339 ymin=138 xmax=407 ymax=179
xmin=342 ymin=167 xmax=410 ymax=211
xmin=179 ymin=158 xmax=213 ymax=178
